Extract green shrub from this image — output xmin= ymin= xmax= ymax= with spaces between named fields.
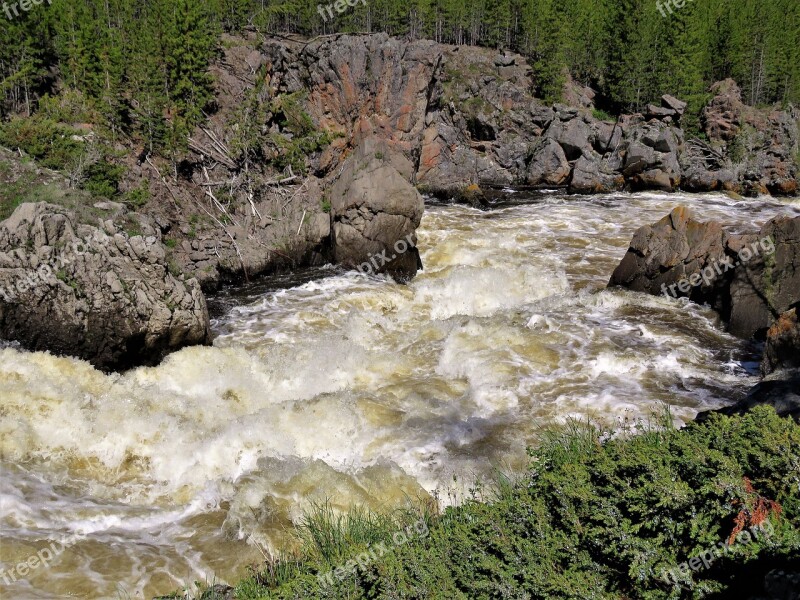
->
xmin=215 ymin=407 xmax=800 ymax=600
xmin=0 ymin=117 xmax=84 ymax=171
xmin=124 ymin=181 xmax=151 ymax=207
xmin=0 ymin=116 xmax=126 ymax=198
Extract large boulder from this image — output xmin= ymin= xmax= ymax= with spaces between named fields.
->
xmin=568 ymin=155 xmax=625 ymax=194
xmin=329 ymin=139 xmax=424 ymax=281
xmin=547 ymin=117 xmax=593 ymax=161
xmin=526 ymin=138 xmax=571 ymax=186
xmin=608 ymin=207 xmax=731 ymax=313
xmin=0 ymin=203 xmax=211 ymax=371
xmin=610 ymin=209 xmax=800 ymax=341
xmin=661 ymin=94 xmax=687 ymax=115
xmin=617 ymin=122 xmax=683 ymax=191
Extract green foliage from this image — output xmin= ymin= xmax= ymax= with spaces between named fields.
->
xmin=321 ymin=198 xmax=332 ymax=213
xmin=269 ymin=129 xmax=334 ymax=175
xmin=0 ymin=117 xmax=84 ymax=171
xmin=592 ymin=108 xmax=614 ymax=122
xmin=123 ymin=181 xmax=151 ymax=208
xmin=0 ymin=116 xmax=126 ymax=197
xmin=81 ymin=160 xmax=126 ymax=198
xmin=218 ymin=407 xmax=800 ymax=599
xmin=271 ymin=92 xmax=316 ymax=138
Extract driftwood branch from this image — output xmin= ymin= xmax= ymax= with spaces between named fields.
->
xmin=188 ymin=137 xmax=237 ymax=170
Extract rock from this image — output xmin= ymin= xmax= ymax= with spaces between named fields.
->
xmin=696 ymin=369 xmax=800 ymax=423
xmin=609 ymin=209 xmax=800 ymax=342
xmin=681 ymin=165 xmax=737 ymax=192
xmin=260 ymin=38 xmax=797 ymax=198
xmin=591 ymin=120 xmax=623 ymax=154
xmin=728 ymin=216 xmax=800 ymax=338
xmin=762 ymin=307 xmax=800 ymax=375
xmin=702 ymin=79 xmax=744 ymax=142
xmin=494 ymin=54 xmax=515 ymax=67
xmin=661 ymin=94 xmax=687 ymax=115
xmin=608 ymin=207 xmax=731 ymax=311
xmin=0 ymin=203 xmax=211 ymax=371
xmin=548 ymin=117 xmax=592 ymax=160
xmin=568 ymin=155 xmax=624 ymax=194
xmin=554 ymin=104 xmax=579 ymax=121
xmin=617 ymin=122 xmax=683 ymax=191
xmin=526 ymin=138 xmax=571 ymax=186
xmin=457 ymin=183 xmax=489 ymax=208
xmin=329 ymin=139 xmax=424 ymax=281
xmin=645 ymin=104 xmax=676 ymax=121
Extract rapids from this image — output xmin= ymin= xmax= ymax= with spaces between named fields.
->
xmin=1 ymin=191 xmax=798 ymax=598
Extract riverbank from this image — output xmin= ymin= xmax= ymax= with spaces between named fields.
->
xmin=160 ymin=406 xmax=800 ymax=600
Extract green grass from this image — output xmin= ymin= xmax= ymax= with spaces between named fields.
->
xmin=592 ymin=108 xmax=614 ymax=122
xmin=0 ymin=116 xmax=125 ymax=198
xmin=183 ymin=407 xmax=799 ymax=600
xmin=0 ymin=175 xmax=74 ymax=221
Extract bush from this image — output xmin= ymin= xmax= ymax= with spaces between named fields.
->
xmin=215 ymin=407 xmax=800 ymax=600
xmin=0 ymin=116 xmax=126 ymax=198
xmin=592 ymin=108 xmax=614 ymax=121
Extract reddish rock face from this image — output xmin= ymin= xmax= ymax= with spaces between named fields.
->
xmin=762 ymin=308 xmax=800 ymax=375
xmin=262 ymin=36 xmax=797 ymax=199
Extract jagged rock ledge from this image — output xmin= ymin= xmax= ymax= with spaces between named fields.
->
xmin=0 ymin=203 xmax=211 ymax=371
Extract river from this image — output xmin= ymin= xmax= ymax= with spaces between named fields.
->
xmin=1 ymin=191 xmax=798 ymax=598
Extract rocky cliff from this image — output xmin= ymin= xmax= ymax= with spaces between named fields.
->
xmin=0 ymin=202 xmax=210 ymax=370
xmin=262 ymin=35 xmax=798 ymax=199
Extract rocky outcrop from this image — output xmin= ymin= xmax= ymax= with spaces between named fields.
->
xmin=762 ymin=307 xmax=800 ymax=375
xmin=609 ymin=209 xmax=800 ymax=339
xmin=258 ymin=36 xmax=797 ymax=200
xmin=701 ymin=79 xmax=799 ymax=196
xmin=610 ymin=208 xmax=800 ymax=421
xmin=0 ymin=203 xmax=211 ymax=371
xmin=329 ymin=138 xmax=424 ymax=280
xmin=608 ymin=207 xmax=731 ymax=314
xmin=617 ymin=119 xmax=683 ymax=191
xmin=696 ymin=370 xmax=800 ymax=422
xmin=728 ymin=216 xmax=800 ymax=338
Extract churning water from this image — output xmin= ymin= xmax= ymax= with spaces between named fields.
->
xmin=1 ymin=191 xmax=798 ymax=598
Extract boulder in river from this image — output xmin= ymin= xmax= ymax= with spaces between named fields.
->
xmin=329 ymin=138 xmax=424 ymax=281
xmin=609 ymin=208 xmax=800 ymax=340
